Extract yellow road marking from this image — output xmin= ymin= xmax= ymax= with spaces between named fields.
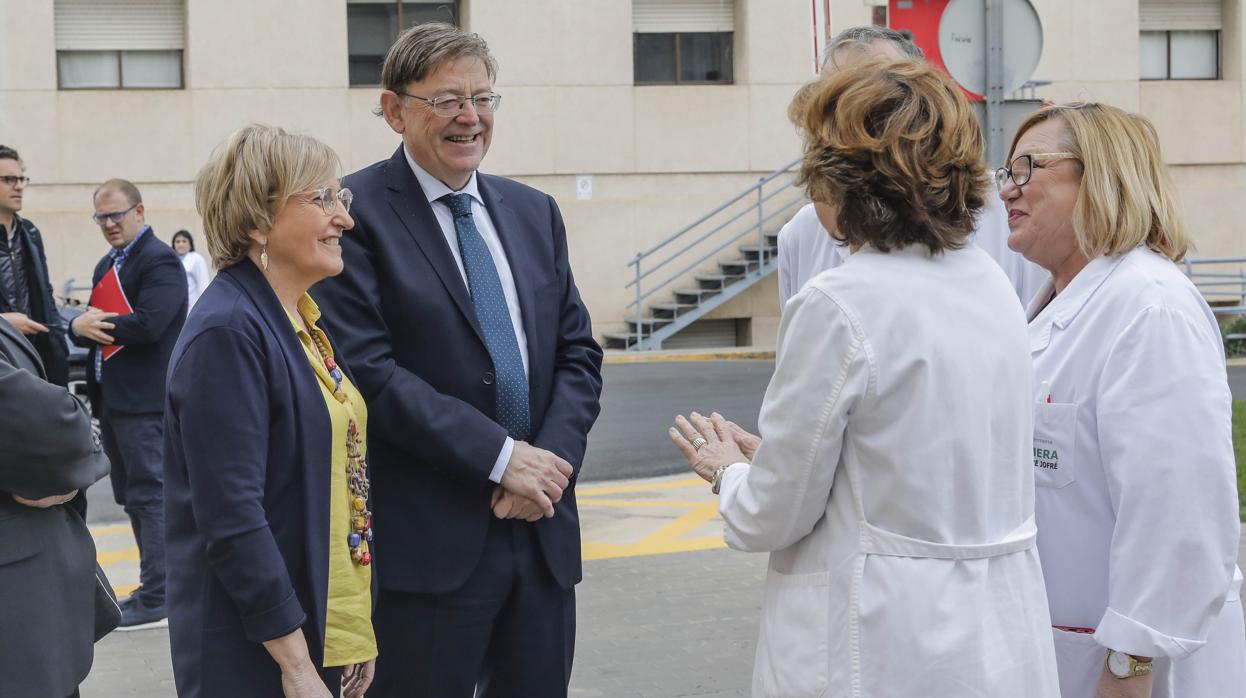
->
xmin=97 ymin=547 xmax=139 ymax=566
xmin=112 ymin=583 xmax=139 ymax=596
xmin=635 ymin=501 xmax=720 ymax=543
xmin=91 ymin=524 xmax=132 ymax=536
xmin=578 ymin=499 xmax=709 ymax=509
xmin=578 ymin=477 xmax=704 ymax=497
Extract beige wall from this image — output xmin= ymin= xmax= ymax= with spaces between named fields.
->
xmin=1 ymin=0 xmax=813 ymax=344
xmin=4 ymin=0 xmax=1244 ymax=347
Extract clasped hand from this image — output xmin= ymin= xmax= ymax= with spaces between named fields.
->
xmin=494 ymin=441 xmax=573 ymax=521
xmin=12 ymin=490 xmax=78 ymax=508
xmin=667 ymin=411 xmax=758 ymax=483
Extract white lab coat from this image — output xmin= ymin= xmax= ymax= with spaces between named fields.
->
xmin=775 ymin=197 xmax=1048 ymax=309
xmin=1026 ymin=247 xmax=1245 ymax=698
xmin=721 ymin=244 xmax=1060 ymax=698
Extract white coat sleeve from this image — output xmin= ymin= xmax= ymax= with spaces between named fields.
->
xmin=718 ymin=286 xmax=870 ymax=552
xmin=1093 ymin=304 xmax=1240 ymax=660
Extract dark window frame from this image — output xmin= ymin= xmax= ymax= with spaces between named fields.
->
xmin=348 ymin=1 xmax=460 ymax=87
xmin=56 ymin=49 xmax=185 ymax=90
xmin=633 ymin=31 xmax=734 ymax=86
xmin=1140 ymin=29 xmax=1221 ymax=81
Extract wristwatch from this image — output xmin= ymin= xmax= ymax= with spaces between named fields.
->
xmin=711 ymin=464 xmax=733 ymax=494
xmin=1107 ymin=650 xmax=1153 ymax=679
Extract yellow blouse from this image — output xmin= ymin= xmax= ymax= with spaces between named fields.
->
xmin=286 ymin=293 xmax=377 ymax=667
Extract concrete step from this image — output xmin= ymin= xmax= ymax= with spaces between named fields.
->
xmin=674 ymin=287 xmax=720 ymax=305
xmin=719 ymin=259 xmax=759 ymax=276
xmin=650 ymin=303 xmax=698 ymax=319
xmin=695 ymin=274 xmax=743 ymax=291
xmin=739 ymin=244 xmax=778 ymax=261
xmin=602 ymin=332 xmax=639 ymax=350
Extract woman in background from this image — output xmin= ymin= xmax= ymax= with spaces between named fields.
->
xmin=171 ymin=229 xmax=209 ymax=309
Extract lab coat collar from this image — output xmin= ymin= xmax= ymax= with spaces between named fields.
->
xmin=1027 ymin=253 xmax=1127 ymax=353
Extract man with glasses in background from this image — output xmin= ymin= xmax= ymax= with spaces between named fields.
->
xmin=315 ymin=22 xmax=603 ymax=698
xmin=72 ymin=178 xmax=186 ymax=630
xmin=0 ymin=145 xmax=70 ymax=386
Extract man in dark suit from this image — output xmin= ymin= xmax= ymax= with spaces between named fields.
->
xmin=0 ymin=145 xmax=70 ymax=386
xmin=0 ymin=316 xmax=110 ymax=698
xmin=314 ymin=22 xmax=603 ymax=698
xmin=71 ymin=178 xmax=187 ymax=629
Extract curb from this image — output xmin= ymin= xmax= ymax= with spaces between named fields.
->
xmin=603 ymin=348 xmax=776 ymax=364
xmin=1230 ymin=358 xmax=1246 ymax=367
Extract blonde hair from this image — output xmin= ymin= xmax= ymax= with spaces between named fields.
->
xmin=193 ymin=124 xmax=340 ymax=268
xmin=1006 ymin=103 xmax=1191 ymax=261
xmin=791 ymin=58 xmax=986 ymax=254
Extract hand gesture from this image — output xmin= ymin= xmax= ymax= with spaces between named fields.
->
xmin=490 ymin=487 xmax=546 ymax=522
xmin=341 ymin=659 xmax=375 ymax=698
xmin=0 ymin=312 xmax=48 ymax=336
xmin=13 ymin=490 xmax=78 ymax=508
xmin=499 ymin=442 xmax=573 ymax=518
xmin=71 ymin=307 xmax=118 ymax=345
xmin=718 ymin=413 xmax=760 ymax=460
xmin=668 ymin=412 xmax=747 ymax=484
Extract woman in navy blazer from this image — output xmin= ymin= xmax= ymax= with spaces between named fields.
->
xmin=164 ymin=125 xmax=375 ymax=698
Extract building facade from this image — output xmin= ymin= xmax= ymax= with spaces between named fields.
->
xmin=0 ymin=0 xmax=1241 ymax=349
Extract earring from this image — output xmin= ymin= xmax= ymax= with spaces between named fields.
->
xmin=260 ymin=246 xmax=269 ymax=271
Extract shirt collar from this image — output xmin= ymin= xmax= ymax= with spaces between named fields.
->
xmin=403 ymin=146 xmax=482 ymax=208
xmin=110 ymin=225 xmax=151 ymax=260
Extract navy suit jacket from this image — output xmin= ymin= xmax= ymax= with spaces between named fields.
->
xmin=77 ymin=229 xmax=187 ymax=414
xmin=164 ymin=262 xmax=369 ymax=697
xmin=314 ymin=146 xmax=603 ymax=593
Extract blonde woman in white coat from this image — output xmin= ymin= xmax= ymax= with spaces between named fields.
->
xmin=998 ymin=103 xmax=1244 ymax=698
xmin=669 ymin=59 xmax=1060 ymax=698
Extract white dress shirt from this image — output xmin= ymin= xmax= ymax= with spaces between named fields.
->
xmin=405 ymin=149 xmax=527 ymax=483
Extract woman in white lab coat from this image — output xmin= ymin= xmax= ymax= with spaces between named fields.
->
xmin=997 ymin=102 xmax=1245 ymax=698
xmin=668 ymin=58 xmax=1060 ymax=698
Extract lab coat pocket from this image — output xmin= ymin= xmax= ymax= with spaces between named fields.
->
xmin=1033 ymin=402 xmax=1077 ymax=489
xmin=755 ymin=569 xmax=829 ymax=698
xmin=1051 ymin=628 xmax=1102 ymax=698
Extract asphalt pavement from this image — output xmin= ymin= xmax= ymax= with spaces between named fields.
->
xmin=85 ymin=359 xmax=1246 ymax=523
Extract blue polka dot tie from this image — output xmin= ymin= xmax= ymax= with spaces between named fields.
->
xmin=441 ymin=193 xmax=531 ymax=441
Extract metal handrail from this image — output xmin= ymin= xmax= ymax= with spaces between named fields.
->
xmin=625 ymin=157 xmax=804 ymax=347
xmin=628 ymin=157 xmax=802 ymax=265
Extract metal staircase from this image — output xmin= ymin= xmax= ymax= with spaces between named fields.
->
xmin=604 ymin=157 xmax=806 ymax=351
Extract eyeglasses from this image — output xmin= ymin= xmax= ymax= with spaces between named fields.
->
xmin=994 ymin=153 xmax=1079 ymax=190
xmin=0 ymin=175 xmax=30 ymax=187
xmin=397 ymin=91 xmax=502 ymax=117
xmin=308 ymin=187 xmax=353 ymax=215
xmin=91 ymin=203 xmax=139 ymax=227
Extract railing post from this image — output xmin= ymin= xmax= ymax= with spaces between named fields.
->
xmin=756 ymin=177 xmax=766 ymax=269
xmin=633 ymin=256 xmax=643 ymax=351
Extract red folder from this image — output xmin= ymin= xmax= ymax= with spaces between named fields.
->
xmin=88 ymin=266 xmax=132 ymax=360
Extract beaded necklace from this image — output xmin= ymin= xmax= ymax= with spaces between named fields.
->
xmin=308 ymin=324 xmax=373 ymax=567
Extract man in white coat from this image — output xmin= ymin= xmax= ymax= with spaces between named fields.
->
xmin=776 ymin=26 xmax=1048 ymax=310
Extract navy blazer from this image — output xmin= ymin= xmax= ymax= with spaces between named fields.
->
xmin=164 ymin=262 xmax=366 ymax=698
xmin=0 ymin=215 xmax=69 ymax=386
xmin=314 ymin=146 xmax=603 ymax=593
xmin=77 ymin=228 xmax=187 ymax=414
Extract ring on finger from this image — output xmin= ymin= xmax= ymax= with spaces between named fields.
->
xmin=691 ymin=436 xmax=708 ymax=451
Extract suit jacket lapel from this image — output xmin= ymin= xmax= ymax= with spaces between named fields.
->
xmin=478 ymin=175 xmax=541 ymax=376
xmin=382 ymin=148 xmax=485 ymax=345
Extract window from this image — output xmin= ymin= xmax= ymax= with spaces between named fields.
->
xmin=55 ymin=0 xmax=185 ymax=89
xmin=633 ymin=0 xmax=734 ymax=85
xmin=348 ymin=1 xmax=458 ymax=86
xmin=1139 ymin=0 xmax=1221 ymax=80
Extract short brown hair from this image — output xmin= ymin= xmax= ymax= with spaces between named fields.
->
xmin=380 ymin=22 xmax=496 ymax=95
xmin=1006 ymin=103 xmax=1191 ymax=261
xmin=193 ymin=124 xmax=339 ymax=269
xmin=792 ymin=58 xmax=986 ymax=254
xmin=94 ymin=178 xmax=143 ymax=206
